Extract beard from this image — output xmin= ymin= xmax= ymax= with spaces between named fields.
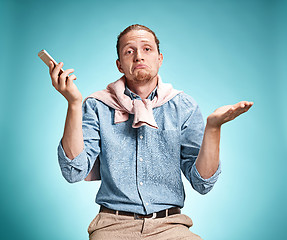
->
xmin=132 ymin=69 xmax=153 ymax=84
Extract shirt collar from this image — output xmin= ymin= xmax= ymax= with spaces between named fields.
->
xmin=124 ymin=85 xmax=158 ymax=101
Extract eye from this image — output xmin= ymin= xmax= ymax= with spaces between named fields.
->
xmin=125 ymin=49 xmax=134 ymax=55
xmin=144 ymin=47 xmax=151 ymax=51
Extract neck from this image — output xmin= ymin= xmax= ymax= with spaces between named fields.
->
xmin=125 ymin=75 xmax=158 ymax=99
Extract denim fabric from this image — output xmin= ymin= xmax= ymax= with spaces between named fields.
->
xmin=58 ymin=87 xmax=221 ymax=215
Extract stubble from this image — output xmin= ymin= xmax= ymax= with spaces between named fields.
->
xmin=133 ymin=69 xmax=153 ymax=85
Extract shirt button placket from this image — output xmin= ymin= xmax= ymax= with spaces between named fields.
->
xmin=137 ymin=129 xmax=148 ymax=211
xmin=138 ymin=135 xmax=144 ymax=163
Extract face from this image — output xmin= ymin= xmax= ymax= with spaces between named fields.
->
xmin=116 ymin=30 xmax=163 ymax=85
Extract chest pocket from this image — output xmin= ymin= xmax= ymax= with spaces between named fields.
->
xmin=144 ymin=129 xmax=181 ymax=163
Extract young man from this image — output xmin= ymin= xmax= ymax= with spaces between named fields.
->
xmin=49 ymin=24 xmax=253 ymax=240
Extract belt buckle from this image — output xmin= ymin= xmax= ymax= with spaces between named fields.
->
xmin=134 ymin=212 xmax=157 ymax=220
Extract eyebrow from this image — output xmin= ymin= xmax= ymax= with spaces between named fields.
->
xmin=121 ymin=40 xmax=152 ymax=50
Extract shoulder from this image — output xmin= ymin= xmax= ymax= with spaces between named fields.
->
xmin=83 ymin=97 xmax=98 ymax=110
xmin=83 ymin=97 xmax=111 ymax=113
xmin=170 ymin=92 xmax=200 ymax=111
xmin=170 ymin=92 xmax=203 ymax=126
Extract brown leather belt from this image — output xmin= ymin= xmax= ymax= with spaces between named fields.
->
xmin=100 ymin=205 xmax=181 ymax=220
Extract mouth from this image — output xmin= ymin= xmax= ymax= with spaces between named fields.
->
xmin=133 ymin=64 xmax=148 ymax=71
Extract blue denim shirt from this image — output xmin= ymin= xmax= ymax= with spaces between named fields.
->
xmin=58 ymin=86 xmax=221 ymax=215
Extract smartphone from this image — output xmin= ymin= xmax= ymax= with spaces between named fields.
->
xmin=38 ymin=49 xmax=64 ymax=75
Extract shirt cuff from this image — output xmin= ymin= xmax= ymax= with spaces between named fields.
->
xmin=190 ymin=161 xmax=222 ymax=194
xmin=57 ymin=140 xmax=86 ymax=171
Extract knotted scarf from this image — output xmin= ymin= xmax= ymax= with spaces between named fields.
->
xmin=84 ymin=75 xmax=182 ymax=129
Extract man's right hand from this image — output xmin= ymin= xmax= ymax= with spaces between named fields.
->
xmin=49 ymin=61 xmax=83 ymax=104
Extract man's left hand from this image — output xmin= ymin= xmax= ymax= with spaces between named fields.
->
xmin=207 ymin=101 xmax=254 ymax=128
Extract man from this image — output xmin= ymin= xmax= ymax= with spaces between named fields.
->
xmin=49 ymin=24 xmax=253 ymax=239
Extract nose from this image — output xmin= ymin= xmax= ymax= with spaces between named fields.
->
xmin=134 ymin=50 xmax=144 ymax=62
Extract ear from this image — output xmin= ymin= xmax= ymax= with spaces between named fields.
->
xmin=158 ymin=53 xmax=163 ymax=68
xmin=116 ymin=59 xmax=124 ymax=73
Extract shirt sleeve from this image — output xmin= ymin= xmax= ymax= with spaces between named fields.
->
xmin=180 ymin=94 xmax=221 ymax=195
xmin=57 ymin=98 xmax=101 ymax=183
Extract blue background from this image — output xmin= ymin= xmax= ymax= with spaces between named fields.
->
xmin=1 ymin=0 xmax=286 ymax=239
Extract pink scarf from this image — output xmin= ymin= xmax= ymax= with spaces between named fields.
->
xmin=84 ymin=75 xmax=182 ymax=181
xmin=84 ymin=75 xmax=182 ymax=129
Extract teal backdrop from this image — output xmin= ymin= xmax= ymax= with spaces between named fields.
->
xmin=1 ymin=0 xmax=286 ymax=239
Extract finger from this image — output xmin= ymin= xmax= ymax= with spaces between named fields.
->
xmin=233 ymin=101 xmax=250 ymax=111
xmin=239 ymin=101 xmax=253 ymax=112
xmin=233 ymin=101 xmax=245 ymax=109
xmin=50 ymin=62 xmax=61 ymax=89
xmin=68 ymin=74 xmax=76 ymax=80
xmin=247 ymin=101 xmax=254 ymax=108
xmin=51 ymin=62 xmax=63 ymax=83
xmin=60 ymin=69 xmax=75 ymax=79
xmin=49 ymin=61 xmax=55 ymax=75
xmin=242 ymin=101 xmax=253 ymax=108
xmin=235 ymin=102 xmax=248 ymax=112
xmin=67 ymin=74 xmax=77 ymax=85
xmin=59 ymin=69 xmax=74 ymax=90
xmin=66 ymin=74 xmax=77 ymax=88
xmin=244 ymin=103 xmax=253 ymax=112
xmin=51 ymin=62 xmax=64 ymax=80
xmin=233 ymin=103 xmax=252 ymax=117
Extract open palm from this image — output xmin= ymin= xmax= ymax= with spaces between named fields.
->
xmin=207 ymin=101 xmax=254 ymax=127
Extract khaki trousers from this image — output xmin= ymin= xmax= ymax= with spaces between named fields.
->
xmin=88 ymin=212 xmax=202 ymax=240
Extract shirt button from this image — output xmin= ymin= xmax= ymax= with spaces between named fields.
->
xmin=139 ymin=182 xmax=143 ymax=186
xmin=146 ymin=202 xmax=149 ymax=206
xmin=139 ymin=157 xmax=143 ymax=162
xmin=139 ymin=135 xmax=143 ymax=139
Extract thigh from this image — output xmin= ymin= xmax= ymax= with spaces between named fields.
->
xmin=143 ymin=214 xmax=203 ymax=240
xmin=157 ymin=223 xmax=202 ymax=240
xmin=88 ymin=213 xmax=142 ymax=240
